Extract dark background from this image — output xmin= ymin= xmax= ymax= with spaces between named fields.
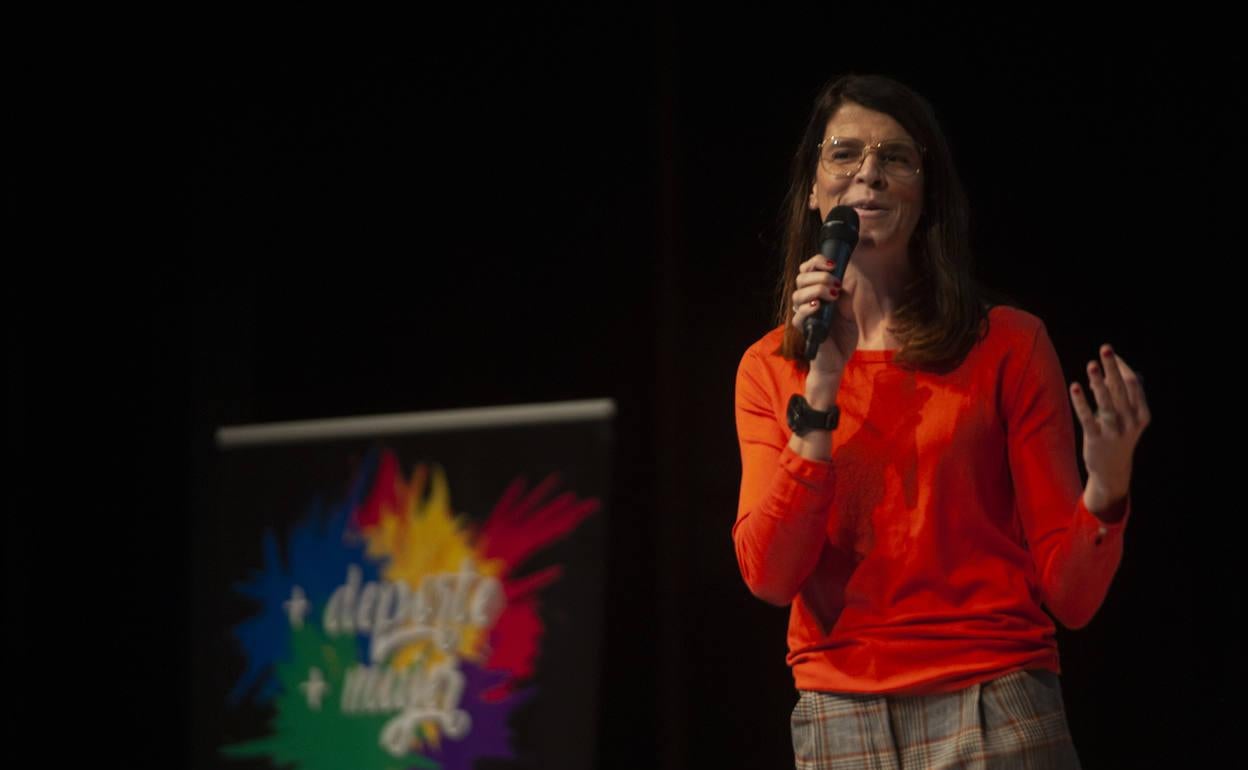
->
xmin=10 ymin=8 xmax=1239 ymax=768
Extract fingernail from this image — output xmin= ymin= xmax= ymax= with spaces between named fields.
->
xmin=826 ymin=260 xmax=837 ymax=269
xmin=810 ymin=300 xmax=818 ymax=306
xmin=1103 ymin=346 xmax=1114 ymax=357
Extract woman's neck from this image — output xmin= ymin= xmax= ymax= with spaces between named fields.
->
xmin=837 ymin=251 xmax=913 ymax=350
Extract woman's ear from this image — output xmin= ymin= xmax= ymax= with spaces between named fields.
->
xmin=808 ymin=184 xmax=819 ymax=211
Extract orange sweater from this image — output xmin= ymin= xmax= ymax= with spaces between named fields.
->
xmin=732 ymin=305 xmax=1130 ymax=695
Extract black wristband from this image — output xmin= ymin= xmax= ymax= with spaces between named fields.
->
xmin=787 ymin=393 xmax=840 ymax=436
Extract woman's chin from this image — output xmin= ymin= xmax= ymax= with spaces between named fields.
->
xmin=852 ymin=234 xmax=911 ymax=264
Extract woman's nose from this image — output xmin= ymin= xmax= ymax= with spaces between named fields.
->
xmin=854 ymin=152 xmax=886 ymax=186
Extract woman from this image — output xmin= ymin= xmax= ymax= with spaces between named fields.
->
xmin=732 ymin=74 xmax=1149 ymax=768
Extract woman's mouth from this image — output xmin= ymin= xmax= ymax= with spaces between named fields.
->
xmin=846 ymin=200 xmax=890 ymax=219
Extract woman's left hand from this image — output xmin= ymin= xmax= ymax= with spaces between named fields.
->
xmin=1070 ymin=344 xmax=1151 ymax=516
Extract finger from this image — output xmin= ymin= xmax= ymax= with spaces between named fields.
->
xmin=799 ymin=254 xmax=829 ymax=273
xmin=795 ymin=270 xmax=843 ymax=290
xmin=1113 ymin=354 xmax=1145 ymax=408
xmin=794 ymin=281 xmax=842 ymax=305
xmin=1098 ymin=345 xmax=1133 ymax=423
xmin=791 ymin=300 xmax=828 ymax=330
xmin=791 ymin=299 xmax=821 ymax=329
xmin=791 ymin=294 xmax=819 ymax=318
xmin=1084 ymin=359 xmax=1118 ymax=431
xmin=1069 ymin=381 xmax=1100 ymax=437
xmin=799 ymin=255 xmax=841 ymax=277
xmin=791 ymin=286 xmax=843 ymax=328
xmin=792 ymin=285 xmax=836 ymax=309
xmin=1114 ymin=355 xmax=1151 ymax=428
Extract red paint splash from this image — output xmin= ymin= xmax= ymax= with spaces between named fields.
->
xmin=477 ymin=473 xmax=599 ymax=699
xmin=477 ymin=473 xmax=599 ymax=571
xmin=352 ymin=450 xmax=401 ymax=529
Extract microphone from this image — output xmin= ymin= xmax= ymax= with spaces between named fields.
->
xmin=803 ymin=206 xmax=859 ymax=360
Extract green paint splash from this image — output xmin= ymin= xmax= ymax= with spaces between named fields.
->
xmin=222 ymin=622 xmax=438 ymax=770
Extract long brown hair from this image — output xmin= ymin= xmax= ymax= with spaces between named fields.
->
xmin=775 ymin=74 xmax=1011 ymax=372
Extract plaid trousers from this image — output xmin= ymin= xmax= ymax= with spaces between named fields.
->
xmin=790 ymin=669 xmax=1082 ymax=769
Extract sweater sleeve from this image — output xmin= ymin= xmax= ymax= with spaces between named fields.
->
xmin=1004 ymin=319 xmax=1131 ymax=630
xmin=731 ymin=345 xmax=839 ymax=606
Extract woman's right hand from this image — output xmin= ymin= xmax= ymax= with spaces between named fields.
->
xmin=791 ymin=254 xmax=857 ymax=401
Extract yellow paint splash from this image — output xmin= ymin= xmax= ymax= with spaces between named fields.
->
xmin=358 ymin=462 xmax=506 ymax=752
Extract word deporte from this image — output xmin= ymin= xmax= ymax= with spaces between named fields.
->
xmin=323 ymin=560 xmax=506 ymax=662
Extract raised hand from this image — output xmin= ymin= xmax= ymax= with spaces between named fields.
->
xmin=1069 ymin=344 xmax=1150 ymax=517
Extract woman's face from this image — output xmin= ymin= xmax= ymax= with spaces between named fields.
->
xmin=810 ymin=101 xmax=924 ymax=256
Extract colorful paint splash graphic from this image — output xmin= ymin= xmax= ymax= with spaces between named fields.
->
xmin=223 ymin=448 xmax=599 ymax=769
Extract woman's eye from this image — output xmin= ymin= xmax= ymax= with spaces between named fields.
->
xmin=882 ymin=150 xmax=916 ymax=166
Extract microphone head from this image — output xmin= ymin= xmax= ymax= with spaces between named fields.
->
xmin=820 ymin=205 xmax=860 ymax=247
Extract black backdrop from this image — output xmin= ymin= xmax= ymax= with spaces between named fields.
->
xmin=10 ymin=9 xmax=1241 ymax=768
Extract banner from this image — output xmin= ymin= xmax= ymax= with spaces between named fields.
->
xmin=192 ymin=401 xmax=613 ymax=769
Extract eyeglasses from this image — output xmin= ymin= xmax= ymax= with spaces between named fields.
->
xmin=816 ymin=136 xmax=925 ymax=179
